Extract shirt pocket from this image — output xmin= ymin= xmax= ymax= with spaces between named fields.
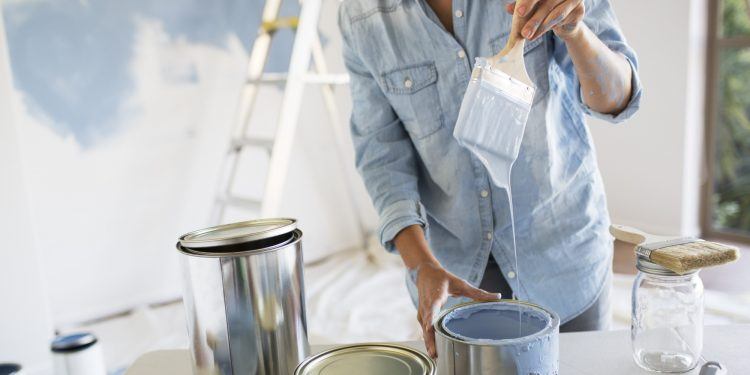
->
xmin=488 ymin=34 xmax=550 ymax=103
xmin=380 ymin=62 xmax=444 ymax=139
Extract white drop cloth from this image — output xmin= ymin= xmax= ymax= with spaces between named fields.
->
xmin=304 ymin=249 xmax=420 ymax=344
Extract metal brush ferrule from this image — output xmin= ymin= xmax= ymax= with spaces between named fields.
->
xmin=636 ymin=237 xmax=696 ymax=259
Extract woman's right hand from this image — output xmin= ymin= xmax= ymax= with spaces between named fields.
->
xmin=414 ymin=261 xmax=501 ymax=358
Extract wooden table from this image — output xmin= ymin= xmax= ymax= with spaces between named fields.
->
xmin=126 ymin=325 xmax=749 ymax=374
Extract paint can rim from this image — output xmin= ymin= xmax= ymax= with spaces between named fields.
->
xmin=434 ymin=300 xmax=559 ymax=346
xmin=178 ymin=218 xmax=297 ymax=249
xmin=294 ymin=342 xmax=435 ymax=375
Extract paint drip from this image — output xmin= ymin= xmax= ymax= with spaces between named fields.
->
xmin=498 ymin=173 xmax=523 ymax=335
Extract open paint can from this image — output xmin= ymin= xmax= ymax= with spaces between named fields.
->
xmin=177 ymin=218 xmax=309 ymax=375
xmin=295 ymin=343 xmax=435 ymax=375
xmin=434 ymin=300 xmax=559 ymax=375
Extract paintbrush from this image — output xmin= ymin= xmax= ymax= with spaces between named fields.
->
xmin=490 ymin=4 xmax=533 ymax=88
xmin=610 ymin=224 xmax=741 ymax=274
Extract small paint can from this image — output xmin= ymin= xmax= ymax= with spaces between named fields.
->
xmin=295 ymin=343 xmax=435 ymax=375
xmin=434 ymin=300 xmax=559 ymax=375
xmin=50 ymin=332 xmax=107 ymax=375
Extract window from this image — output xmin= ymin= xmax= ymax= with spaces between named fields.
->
xmin=705 ymin=0 xmax=750 ymax=240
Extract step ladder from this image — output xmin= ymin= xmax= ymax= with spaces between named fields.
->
xmin=212 ymin=0 xmax=370 ymax=246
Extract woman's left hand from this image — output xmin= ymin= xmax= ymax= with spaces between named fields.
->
xmin=505 ymin=0 xmax=585 ymax=41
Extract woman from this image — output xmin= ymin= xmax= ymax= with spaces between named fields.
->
xmin=338 ymin=0 xmax=641 ymax=357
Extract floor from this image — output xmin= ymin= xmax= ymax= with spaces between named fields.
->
xmin=72 ymin=241 xmax=750 ymax=374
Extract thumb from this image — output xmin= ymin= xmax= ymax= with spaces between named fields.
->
xmin=454 ymin=281 xmax=501 ymax=301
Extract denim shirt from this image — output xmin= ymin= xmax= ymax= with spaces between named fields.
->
xmin=338 ymin=0 xmax=642 ymax=322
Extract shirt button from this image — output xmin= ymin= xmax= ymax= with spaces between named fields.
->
xmin=404 ymin=78 xmax=413 ymax=88
xmin=457 ymin=50 xmax=466 ymax=59
xmin=507 ymin=271 xmax=516 ymax=279
xmin=480 ymin=190 xmax=489 ymax=198
xmin=486 ymin=232 xmax=492 ymax=240
xmin=455 ymin=10 xmax=463 ymax=18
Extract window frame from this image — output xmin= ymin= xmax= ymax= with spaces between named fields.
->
xmin=702 ymin=0 xmax=750 ymax=243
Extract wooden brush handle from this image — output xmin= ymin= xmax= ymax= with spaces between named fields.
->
xmin=496 ymin=5 xmax=531 ymax=58
xmin=609 ymin=224 xmax=671 ymax=245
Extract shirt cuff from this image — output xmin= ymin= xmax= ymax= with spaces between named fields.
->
xmin=578 ymin=54 xmax=643 ymax=124
xmin=378 ymin=199 xmax=428 ymax=253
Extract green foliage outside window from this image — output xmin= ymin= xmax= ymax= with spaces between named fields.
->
xmin=713 ymin=0 xmax=750 ymax=234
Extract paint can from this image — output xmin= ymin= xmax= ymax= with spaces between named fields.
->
xmin=50 ymin=332 xmax=107 ymax=375
xmin=294 ymin=343 xmax=435 ymax=375
xmin=434 ymin=300 xmax=559 ymax=375
xmin=177 ymin=218 xmax=309 ymax=375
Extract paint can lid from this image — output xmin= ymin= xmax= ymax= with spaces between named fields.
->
xmin=178 ymin=218 xmax=297 ymax=249
xmin=295 ymin=343 xmax=435 ymax=375
xmin=50 ymin=332 xmax=98 ymax=353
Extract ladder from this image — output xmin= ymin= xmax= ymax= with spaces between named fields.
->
xmin=212 ymin=0 xmax=369 ymax=244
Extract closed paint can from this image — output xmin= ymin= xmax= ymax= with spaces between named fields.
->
xmin=295 ymin=343 xmax=435 ymax=375
xmin=177 ymin=218 xmax=309 ymax=375
xmin=50 ymin=333 xmax=106 ymax=375
xmin=434 ymin=300 xmax=559 ymax=375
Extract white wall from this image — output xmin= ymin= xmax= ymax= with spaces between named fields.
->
xmin=5 ymin=0 xmax=375 ymax=325
xmin=590 ymin=0 xmax=707 ymax=237
xmin=0 ymin=8 xmax=54 ymax=374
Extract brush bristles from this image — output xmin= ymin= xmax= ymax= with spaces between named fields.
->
xmin=649 ymin=240 xmax=741 ymax=274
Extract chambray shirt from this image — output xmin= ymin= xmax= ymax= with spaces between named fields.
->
xmin=338 ymin=0 xmax=642 ymax=322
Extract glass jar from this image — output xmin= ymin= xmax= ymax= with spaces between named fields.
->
xmin=631 ymin=256 xmax=704 ymax=373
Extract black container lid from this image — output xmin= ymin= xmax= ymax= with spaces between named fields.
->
xmin=50 ymin=332 xmax=98 ymax=353
xmin=0 ymin=364 xmax=22 ymax=375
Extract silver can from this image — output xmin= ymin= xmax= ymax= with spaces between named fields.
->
xmin=434 ymin=300 xmax=559 ymax=375
xmin=177 ymin=218 xmax=309 ymax=375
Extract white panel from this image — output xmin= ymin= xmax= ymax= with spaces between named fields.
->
xmin=0 ymin=7 xmax=54 ymax=374
xmin=591 ymin=0 xmax=705 ymax=236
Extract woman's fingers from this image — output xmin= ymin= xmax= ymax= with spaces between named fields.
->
xmin=450 ymin=279 xmax=502 ymax=301
xmin=419 ymin=300 xmax=443 ymax=358
xmin=514 ymin=0 xmax=541 ymax=17
xmin=521 ymin=0 xmax=565 ymax=39
xmin=533 ymin=0 xmax=583 ymax=39
xmin=505 ymin=2 xmax=516 ymax=14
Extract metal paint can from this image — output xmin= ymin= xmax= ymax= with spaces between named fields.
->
xmin=177 ymin=218 xmax=309 ymax=375
xmin=434 ymin=300 xmax=559 ymax=375
xmin=295 ymin=343 xmax=435 ymax=375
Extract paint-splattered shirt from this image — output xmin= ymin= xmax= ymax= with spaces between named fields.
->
xmin=338 ymin=0 xmax=642 ymax=322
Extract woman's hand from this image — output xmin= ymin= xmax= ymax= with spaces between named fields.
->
xmin=505 ymin=0 xmax=585 ymax=41
xmin=505 ymin=0 xmax=632 ymax=115
xmin=414 ymin=262 xmax=500 ymax=358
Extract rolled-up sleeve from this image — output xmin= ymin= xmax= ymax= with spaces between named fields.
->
xmin=555 ymin=0 xmax=643 ymax=124
xmin=339 ymin=6 xmax=427 ymax=253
